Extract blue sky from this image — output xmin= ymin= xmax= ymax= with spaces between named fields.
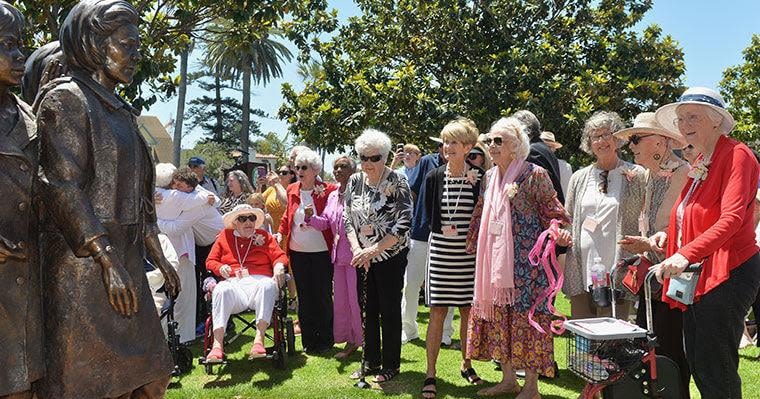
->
xmin=146 ymin=0 xmax=759 ymax=170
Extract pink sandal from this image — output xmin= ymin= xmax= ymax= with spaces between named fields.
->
xmin=206 ymin=347 xmax=224 ymax=363
xmin=249 ymin=342 xmax=267 ymax=359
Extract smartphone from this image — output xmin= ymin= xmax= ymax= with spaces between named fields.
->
xmin=256 ymin=166 xmax=267 ymax=179
xmin=396 ymin=143 xmax=404 ymax=152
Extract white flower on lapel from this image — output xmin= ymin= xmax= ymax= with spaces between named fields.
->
xmin=465 ymin=169 xmax=480 ymax=185
xmin=505 ymin=183 xmax=519 ymax=199
xmin=253 ymin=233 xmax=266 ymax=246
xmin=688 ymin=159 xmax=710 ymax=181
xmin=621 ymin=168 xmax=637 ymax=182
xmin=314 ymin=184 xmax=326 ymax=198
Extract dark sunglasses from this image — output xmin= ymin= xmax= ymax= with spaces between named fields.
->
xmin=294 ymin=165 xmax=309 ymax=171
xmin=482 ymin=137 xmax=503 ymax=147
xmin=278 ymin=170 xmax=293 ymax=176
xmin=467 ymin=153 xmax=483 ymax=160
xmin=598 ymin=170 xmax=609 ymax=194
xmin=628 ymin=134 xmax=654 ymax=145
xmin=237 ymin=214 xmax=257 ymax=223
xmin=359 ymin=154 xmax=383 ymax=162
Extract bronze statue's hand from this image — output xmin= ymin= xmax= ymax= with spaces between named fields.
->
xmin=38 ymin=58 xmax=67 ymax=88
xmin=0 ymin=235 xmax=26 ymax=263
xmin=96 ymin=253 xmax=138 ymax=317
xmin=156 ymin=258 xmax=181 ymax=299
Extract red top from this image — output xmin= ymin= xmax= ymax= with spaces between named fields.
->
xmin=206 ymin=229 xmax=288 ymax=278
xmin=663 ymin=135 xmax=760 ymax=310
xmin=277 ymin=180 xmax=337 ymax=255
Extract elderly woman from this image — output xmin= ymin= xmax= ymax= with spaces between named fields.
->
xmin=613 ymin=112 xmax=691 ymax=398
xmin=278 ymin=149 xmax=337 ymax=354
xmin=205 ymin=205 xmax=287 ymax=361
xmin=649 ymin=87 xmax=760 ymax=398
xmin=421 ymin=118 xmax=485 ymax=398
xmin=304 ymin=156 xmax=362 ymax=359
xmin=563 ymin=111 xmax=645 ymax=320
xmin=35 ymin=1 xmax=180 ymax=397
xmin=465 ymin=117 xmax=571 ymax=399
xmin=344 ymin=129 xmax=413 ymax=383
xmin=219 ymin=170 xmax=255 ymax=214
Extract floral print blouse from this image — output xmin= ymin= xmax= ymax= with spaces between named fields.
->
xmin=343 ymin=169 xmax=413 ymax=263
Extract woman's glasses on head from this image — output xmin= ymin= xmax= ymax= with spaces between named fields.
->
xmin=482 ymin=137 xmax=503 ymax=147
xmin=237 ymin=215 xmax=257 ymax=223
xmin=359 ymin=154 xmax=383 ymax=163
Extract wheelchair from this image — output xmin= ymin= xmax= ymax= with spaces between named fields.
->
xmin=198 ymin=275 xmax=296 ymax=374
xmin=160 ymin=296 xmax=194 ymax=376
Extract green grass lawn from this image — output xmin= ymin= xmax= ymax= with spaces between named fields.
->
xmin=166 ymin=295 xmax=760 ymax=398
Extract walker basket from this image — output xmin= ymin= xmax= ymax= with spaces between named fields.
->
xmin=564 ymin=318 xmax=649 ymax=384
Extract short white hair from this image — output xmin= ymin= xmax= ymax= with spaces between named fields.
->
xmin=295 ymin=149 xmax=323 ymax=173
xmin=355 ymin=128 xmax=392 ymax=162
xmin=289 ymin=145 xmax=310 ymax=160
xmin=155 ymin=163 xmax=177 ymax=188
xmin=489 ymin=117 xmax=530 ymax=161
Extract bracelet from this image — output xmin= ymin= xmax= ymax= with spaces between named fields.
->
xmin=92 ymin=245 xmax=114 ymax=260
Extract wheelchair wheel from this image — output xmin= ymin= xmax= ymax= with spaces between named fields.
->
xmin=176 ymin=346 xmax=194 ymax=375
xmin=286 ymin=318 xmax=296 ymax=356
xmin=604 ymin=355 xmax=682 ymax=399
xmin=204 ymin=363 xmax=213 ymax=375
xmin=273 ymin=342 xmax=287 ymax=370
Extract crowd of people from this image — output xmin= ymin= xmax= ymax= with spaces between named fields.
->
xmin=0 ymin=1 xmax=757 ymax=397
xmin=143 ymin=86 xmax=760 ymax=399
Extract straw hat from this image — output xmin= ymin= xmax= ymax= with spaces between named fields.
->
xmin=222 ymin=204 xmax=265 ymax=230
xmin=539 ymin=131 xmax=563 ymax=150
xmin=654 ymin=87 xmax=735 ymax=135
xmin=428 ymin=136 xmax=443 ymax=144
xmin=614 ymin=112 xmax=687 ymax=146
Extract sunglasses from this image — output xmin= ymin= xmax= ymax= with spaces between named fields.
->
xmin=294 ymin=165 xmax=309 ymax=171
xmin=278 ymin=170 xmax=293 ymax=176
xmin=628 ymin=134 xmax=654 ymax=145
xmin=359 ymin=154 xmax=383 ymax=163
xmin=482 ymin=137 xmax=503 ymax=147
xmin=598 ymin=170 xmax=609 ymax=194
xmin=467 ymin=153 xmax=483 ymax=160
xmin=237 ymin=214 xmax=257 ymax=223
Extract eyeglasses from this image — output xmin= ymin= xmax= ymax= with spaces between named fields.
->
xmin=294 ymin=165 xmax=309 ymax=171
xmin=598 ymin=170 xmax=609 ymax=194
xmin=278 ymin=170 xmax=293 ymax=176
xmin=467 ymin=153 xmax=483 ymax=160
xmin=590 ymin=132 xmax=613 ymax=143
xmin=236 ymin=215 xmax=257 ymax=223
xmin=359 ymin=154 xmax=383 ymax=163
xmin=673 ymin=113 xmax=704 ymax=127
xmin=482 ymin=137 xmax=503 ymax=147
xmin=628 ymin=134 xmax=654 ymax=145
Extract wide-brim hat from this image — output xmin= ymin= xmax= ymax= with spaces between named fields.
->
xmin=222 ymin=204 xmax=265 ymax=230
xmin=539 ymin=131 xmax=563 ymax=150
xmin=614 ymin=112 xmax=687 ymax=146
xmin=654 ymin=87 xmax=735 ymax=136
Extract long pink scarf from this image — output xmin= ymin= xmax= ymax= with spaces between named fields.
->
xmin=473 ymin=159 xmax=524 ymax=320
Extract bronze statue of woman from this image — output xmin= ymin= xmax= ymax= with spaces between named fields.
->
xmin=0 ymin=2 xmax=44 ymax=398
xmin=35 ymin=0 xmax=180 ymax=398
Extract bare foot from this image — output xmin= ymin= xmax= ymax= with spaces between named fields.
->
xmin=334 ymin=343 xmax=359 ymax=359
xmin=477 ymin=381 xmax=521 ymax=396
xmin=515 ymin=386 xmax=540 ymax=399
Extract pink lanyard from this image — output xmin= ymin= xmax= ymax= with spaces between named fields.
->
xmin=527 ymin=219 xmax=566 ymax=335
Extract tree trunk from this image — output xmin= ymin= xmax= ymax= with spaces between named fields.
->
xmin=240 ymin=67 xmax=251 ymax=163
xmin=213 ymin=71 xmax=223 ymax=143
xmin=173 ymin=49 xmax=189 ymax=166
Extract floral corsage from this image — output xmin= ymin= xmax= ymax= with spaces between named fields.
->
xmin=688 ymin=159 xmax=710 ymax=181
xmin=253 ymin=233 xmax=266 ymax=246
xmin=506 ymin=183 xmax=519 ymax=199
xmin=314 ymin=184 xmax=326 ymax=198
xmin=658 ymin=160 xmax=681 ymax=179
xmin=465 ymin=169 xmax=480 ymax=185
xmin=621 ymin=168 xmax=637 ymax=182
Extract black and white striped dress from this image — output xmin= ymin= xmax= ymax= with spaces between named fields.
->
xmin=425 ymin=175 xmax=477 ymax=307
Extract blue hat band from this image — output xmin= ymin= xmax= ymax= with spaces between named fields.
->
xmin=678 ymin=93 xmax=725 ymax=109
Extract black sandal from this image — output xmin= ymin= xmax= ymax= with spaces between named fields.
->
xmin=421 ymin=377 xmax=437 ymax=398
xmin=350 ymin=366 xmax=380 ymax=380
xmin=372 ymin=368 xmax=400 ymax=383
xmin=460 ymin=367 xmax=484 ymax=385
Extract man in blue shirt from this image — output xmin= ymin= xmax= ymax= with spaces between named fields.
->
xmin=401 ymin=138 xmax=456 ymax=345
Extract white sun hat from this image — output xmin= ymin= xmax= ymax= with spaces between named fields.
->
xmin=614 ymin=112 xmax=687 ymax=146
xmin=654 ymin=87 xmax=735 ymax=135
xmin=222 ymin=204 xmax=265 ymax=230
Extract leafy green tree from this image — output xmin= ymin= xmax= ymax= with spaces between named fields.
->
xmin=280 ymin=0 xmax=686 ymax=165
xmin=254 ymin=131 xmax=289 ymax=166
xmin=204 ymin=23 xmax=294 ymax=161
xmin=181 ymin=141 xmax=235 ymax=183
xmin=720 ymin=34 xmax=760 ymax=147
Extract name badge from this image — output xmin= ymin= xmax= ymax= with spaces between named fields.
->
xmin=442 ymin=225 xmax=458 ymax=236
xmin=360 ymin=224 xmax=374 ymax=236
xmin=488 ymin=220 xmax=503 ymax=235
xmin=582 ymin=216 xmax=598 ymax=233
xmin=240 ymin=268 xmax=250 ymax=278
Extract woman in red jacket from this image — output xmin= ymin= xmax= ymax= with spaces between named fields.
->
xmin=278 ymin=149 xmax=338 ymax=354
xmin=651 ymin=87 xmax=760 ymax=398
xmin=205 ymin=204 xmax=288 ymax=362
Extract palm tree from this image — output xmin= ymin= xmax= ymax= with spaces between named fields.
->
xmin=204 ymin=21 xmax=293 ymax=162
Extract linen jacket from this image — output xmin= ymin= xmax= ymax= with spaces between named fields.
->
xmin=422 ymin=164 xmax=484 ymax=235
xmin=562 ymin=160 xmax=645 ymax=298
xmin=0 ymin=95 xmax=44 ymax=395
xmin=663 ymin=135 xmax=760 ymax=309
xmin=278 ymin=180 xmax=337 ymax=255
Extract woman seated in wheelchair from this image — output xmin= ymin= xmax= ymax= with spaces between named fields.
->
xmin=205 ymin=204 xmax=288 ymax=362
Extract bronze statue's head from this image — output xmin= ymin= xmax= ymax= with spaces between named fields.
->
xmin=0 ymin=1 xmax=25 ymax=89
xmin=22 ymin=41 xmax=63 ymax=103
xmin=60 ymin=0 xmax=141 ymax=87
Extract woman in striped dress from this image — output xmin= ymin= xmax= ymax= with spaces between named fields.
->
xmin=421 ymin=118 xmax=485 ymax=398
